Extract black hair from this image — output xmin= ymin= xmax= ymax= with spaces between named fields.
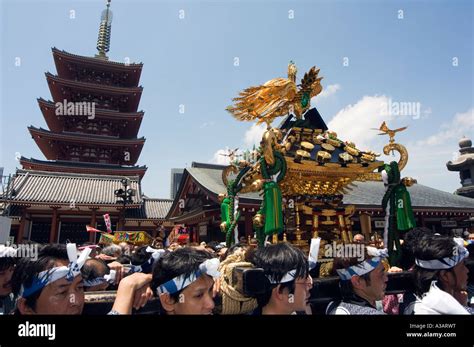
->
xmin=222 ymin=242 xmax=247 ymax=260
xmin=250 ymin=242 xmax=309 ymax=308
xmin=11 ymin=244 xmax=69 ymax=313
xmin=399 ymin=227 xmax=431 ymax=270
xmin=413 ymin=234 xmax=458 ymax=297
xmin=0 ymin=256 xmax=16 ymax=272
xmin=81 ymin=258 xmax=110 ymax=281
xmin=130 ymin=246 xmax=151 ymax=266
xmin=116 ymin=255 xmax=132 ymax=265
xmin=151 ymin=247 xmax=213 ymax=305
xmin=337 ymin=273 xmax=371 ymax=299
xmin=205 ymin=241 xmax=220 ymax=252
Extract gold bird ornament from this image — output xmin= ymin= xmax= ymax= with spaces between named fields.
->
xmin=373 ymin=121 xmax=408 ymax=144
xmin=226 ymin=61 xmax=324 ymax=127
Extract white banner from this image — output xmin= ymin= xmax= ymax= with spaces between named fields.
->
xmin=0 ymin=216 xmax=12 ymax=244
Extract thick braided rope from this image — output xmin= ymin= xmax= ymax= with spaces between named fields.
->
xmin=219 ymin=251 xmax=257 ymax=315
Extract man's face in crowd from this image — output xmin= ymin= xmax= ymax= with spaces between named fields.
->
xmin=366 ymin=262 xmax=388 ymax=301
xmin=441 ymin=260 xmax=469 ymax=294
xmin=162 ymin=275 xmax=215 ymax=315
xmin=291 ymin=275 xmax=313 ymax=312
xmin=0 ymin=265 xmax=14 ymax=296
xmin=353 ymin=262 xmax=388 ymax=303
xmin=20 ymin=260 xmax=85 ymax=315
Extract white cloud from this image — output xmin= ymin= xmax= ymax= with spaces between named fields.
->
xmin=399 ymin=107 xmax=473 ymax=193
xmin=416 ymin=108 xmax=474 ymax=146
xmin=243 ymin=123 xmax=266 ymax=148
xmin=311 ymin=84 xmax=340 ymax=107
xmin=318 ymin=84 xmax=341 ymax=98
xmin=210 ymin=123 xmax=265 ymax=164
xmin=327 ymin=95 xmax=394 ymax=150
xmin=324 ymin=95 xmax=465 ymax=193
xmin=211 ymin=148 xmax=231 ymax=165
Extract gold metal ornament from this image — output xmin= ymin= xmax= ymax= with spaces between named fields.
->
xmin=253 ymin=213 xmax=264 ymax=228
xmin=220 ymin=222 xmax=228 ymax=232
xmin=226 ymin=62 xmax=324 ymax=126
xmin=300 ymin=141 xmax=315 ymax=152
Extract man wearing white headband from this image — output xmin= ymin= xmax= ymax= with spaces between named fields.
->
xmin=413 ymin=234 xmax=471 ymax=314
xmin=250 ymin=240 xmax=318 ymax=315
xmin=150 ymin=247 xmax=219 ymax=315
xmin=327 ymin=246 xmax=388 ymax=315
xmin=12 ymin=244 xmax=89 ymax=315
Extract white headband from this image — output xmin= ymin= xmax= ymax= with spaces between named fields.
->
xmin=83 ymin=277 xmax=107 ymax=287
xmin=415 ymin=244 xmax=469 ymax=270
xmin=83 ymin=271 xmax=116 ymax=287
xmin=20 ymin=244 xmax=91 ymax=297
xmin=336 ymin=253 xmax=386 ymax=281
xmin=366 ymin=247 xmax=389 ymax=258
xmin=125 ymin=247 xmax=166 ymax=274
xmin=266 ymin=238 xmax=320 ymax=284
xmin=156 ymin=258 xmax=220 ymax=295
xmin=146 ymin=246 xmax=166 ymax=261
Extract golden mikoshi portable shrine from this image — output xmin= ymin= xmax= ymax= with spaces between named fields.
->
xmin=221 ymin=62 xmax=416 ymax=266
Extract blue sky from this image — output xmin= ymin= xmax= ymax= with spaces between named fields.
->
xmin=1 ymin=0 xmax=472 ymax=199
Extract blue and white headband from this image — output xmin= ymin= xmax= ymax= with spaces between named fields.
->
xmin=156 ymin=258 xmax=220 ymax=295
xmin=126 ymin=247 xmax=166 ymax=274
xmin=20 ymin=244 xmax=91 ymax=298
xmin=83 ymin=271 xmax=117 ymax=287
xmin=415 ymin=244 xmax=469 ymax=270
xmin=336 ymin=247 xmax=388 ymax=281
xmin=266 ymin=238 xmax=320 ymax=284
xmin=366 ymin=246 xmax=389 ymax=258
xmin=83 ymin=277 xmax=108 ymax=287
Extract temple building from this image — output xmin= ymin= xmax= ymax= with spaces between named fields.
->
xmin=3 ymin=1 xmax=172 ymax=244
xmin=447 ymin=136 xmax=474 ymax=198
xmin=167 ymin=160 xmax=474 ymax=243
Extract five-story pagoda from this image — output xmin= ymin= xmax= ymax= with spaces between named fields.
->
xmin=5 ymin=1 xmax=172 ymax=245
xmin=21 ymin=0 xmax=147 ymax=178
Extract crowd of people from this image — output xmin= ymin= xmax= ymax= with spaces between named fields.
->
xmin=0 ymin=227 xmax=473 ymax=315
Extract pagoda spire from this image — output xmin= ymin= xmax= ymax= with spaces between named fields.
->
xmin=96 ymin=0 xmax=113 ymax=60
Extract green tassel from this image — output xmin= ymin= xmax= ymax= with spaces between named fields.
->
xmin=395 ymin=186 xmax=416 ymax=231
xmin=263 ymin=181 xmax=283 ymax=235
xmin=220 ymin=198 xmax=231 ymax=232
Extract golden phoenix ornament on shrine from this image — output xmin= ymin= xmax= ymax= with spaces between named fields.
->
xmin=226 ymin=62 xmax=323 ymax=126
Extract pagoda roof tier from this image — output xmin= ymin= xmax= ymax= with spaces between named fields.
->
xmin=52 ymin=48 xmax=143 ymax=87
xmin=28 ymin=127 xmax=145 ymax=165
xmin=38 ymin=98 xmax=143 ymax=138
xmin=20 ymin=157 xmax=147 ymax=179
xmin=45 ymin=73 xmax=143 ymax=113
xmin=5 ymin=169 xmax=142 ymax=207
